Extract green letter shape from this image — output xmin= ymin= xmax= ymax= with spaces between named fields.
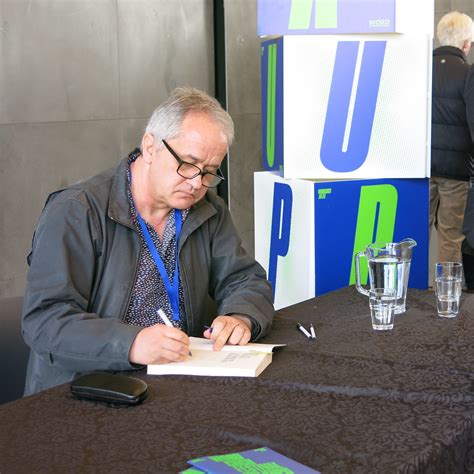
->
xmin=288 ymin=0 xmax=337 ymax=30
xmin=349 ymin=184 xmax=398 ymax=285
xmin=209 ymin=454 xmax=294 ymax=473
xmin=266 ymin=43 xmax=277 ymax=168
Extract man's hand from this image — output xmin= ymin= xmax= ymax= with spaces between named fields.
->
xmin=129 ymin=324 xmax=190 ymax=365
xmin=203 ymin=315 xmax=252 ymax=351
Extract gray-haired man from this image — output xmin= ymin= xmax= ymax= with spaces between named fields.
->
xmin=22 ymin=87 xmax=274 ymax=395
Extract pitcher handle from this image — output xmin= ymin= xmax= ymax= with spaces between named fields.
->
xmin=355 ymin=251 xmax=369 ymax=296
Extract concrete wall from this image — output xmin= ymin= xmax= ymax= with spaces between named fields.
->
xmin=0 ymin=0 xmax=214 ymax=297
xmin=224 ymin=0 xmax=262 ymax=256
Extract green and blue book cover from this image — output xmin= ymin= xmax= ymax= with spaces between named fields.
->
xmin=182 ymin=447 xmax=319 ymax=473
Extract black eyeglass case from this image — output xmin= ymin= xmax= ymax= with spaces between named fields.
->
xmin=70 ymin=372 xmax=148 ymax=406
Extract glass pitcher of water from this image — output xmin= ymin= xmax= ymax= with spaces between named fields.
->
xmin=354 ymin=238 xmax=417 ymax=314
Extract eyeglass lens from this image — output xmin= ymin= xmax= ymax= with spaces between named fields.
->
xmin=177 ymin=162 xmax=222 ymax=187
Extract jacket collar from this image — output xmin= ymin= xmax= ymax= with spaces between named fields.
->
xmin=179 ymin=196 xmax=217 ymax=248
xmin=433 ymin=46 xmax=467 ymax=63
xmin=107 ymin=154 xmax=218 ymax=234
xmin=108 ymin=157 xmax=134 ymax=227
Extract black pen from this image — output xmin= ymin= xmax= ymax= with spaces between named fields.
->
xmin=204 ymin=325 xmax=213 ymax=334
xmin=296 ymin=322 xmax=312 ymax=340
xmin=309 ymin=323 xmax=317 ymax=340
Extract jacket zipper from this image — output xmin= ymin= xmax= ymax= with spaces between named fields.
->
xmin=109 ymin=214 xmax=141 ymax=322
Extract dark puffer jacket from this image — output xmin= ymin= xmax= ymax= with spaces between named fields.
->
xmin=431 ymin=46 xmax=473 ymax=181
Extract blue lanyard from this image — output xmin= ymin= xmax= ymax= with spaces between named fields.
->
xmin=136 ymin=208 xmax=182 ymax=322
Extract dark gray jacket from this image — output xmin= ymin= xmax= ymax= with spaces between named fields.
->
xmin=431 ymin=46 xmax=473 ymax=181
xmin=22 ymin=157 xmax=274 ymax=395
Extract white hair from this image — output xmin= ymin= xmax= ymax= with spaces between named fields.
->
xmin=144 ymin=86 xmax=234 ymax=149
xmin=437 ymin=11 xmax=473 ymax=49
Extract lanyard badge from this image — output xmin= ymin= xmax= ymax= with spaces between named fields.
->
xmin=136 ymin=208 xmax=182 ymax=322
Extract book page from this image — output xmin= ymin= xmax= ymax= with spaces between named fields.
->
xmin=147 ymin=349 xmax=272 ymax=377
xmin=188 ymin=337 xmax=285 ymax=354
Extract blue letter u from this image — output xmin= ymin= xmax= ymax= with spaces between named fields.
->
xmin=320 ymin=41 xmax=386 ymax=172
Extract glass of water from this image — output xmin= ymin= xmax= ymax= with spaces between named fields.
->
xmin=435 ymin=262 xmax=463 ymax=318
xmin=369 ymin=288 xmax=397 ymax=330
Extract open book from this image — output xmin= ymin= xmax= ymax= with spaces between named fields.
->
xmin=147 ymin=337 xmax=285 ymax=378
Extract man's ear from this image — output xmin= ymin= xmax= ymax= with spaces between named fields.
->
xmin=463 ymin=39 xmax=471 ymax=54
xmin=141 ymin=133 xmax=156 ymax=163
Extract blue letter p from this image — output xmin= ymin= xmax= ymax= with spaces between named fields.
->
xmin=268 ymin=183 xmax=293 ymax=300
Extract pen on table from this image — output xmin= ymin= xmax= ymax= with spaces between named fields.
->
xmin=309 ymin=323 xmax=317 ymax=340
xmin=296 ymin=322 xmax=312 ymax=340
xmin=157 ymin=308 xmax=192 ymax=356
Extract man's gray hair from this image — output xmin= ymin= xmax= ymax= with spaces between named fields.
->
xmin=437 ymin=11 xmax=473 ymax=49
xmin=145 ymin=86 xmax=234 ymax=148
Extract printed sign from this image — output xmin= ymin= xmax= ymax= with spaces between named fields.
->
xmin=254 ymin=172 xmax=429 ymax=310
xmin=258 ymin=0 xmax=396 ymax=35
xmin=257 ymin=0 xmax=434 ymax=36
xmin=261 ymin=34 xmax=432 ymax=179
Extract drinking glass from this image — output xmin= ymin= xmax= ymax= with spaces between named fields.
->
xmin=435 ymin=262 xmax=463 ymax=318
xmin=369 ymin=288 xmax=397 ymax=330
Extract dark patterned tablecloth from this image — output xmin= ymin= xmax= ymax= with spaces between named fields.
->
xmin=1 ymin=286 xmax=473 ymax=474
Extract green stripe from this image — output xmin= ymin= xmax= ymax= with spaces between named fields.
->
xmin=266 ymin=44 xmax=276 ymax=168
xmin=288 ymin=0 xmax=313 ymax=29
xmin=315 ymin=0 xmax=337 ymax=29
xmin=349 ymin=185 xmax=398 ymax=285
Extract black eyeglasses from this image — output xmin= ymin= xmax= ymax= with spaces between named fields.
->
xmin=162 ymin=140 xmax=225 ymax=188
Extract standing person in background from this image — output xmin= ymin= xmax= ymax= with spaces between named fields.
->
xmin=431 ymin=11 xmax=474 ymax=264
xmin=22 ymin=87 xmax=274 ymax=395
xmin=461 ymin=175 xmax=474 ymax=292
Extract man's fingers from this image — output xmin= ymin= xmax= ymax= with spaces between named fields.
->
xmin=153 ymin=347 xmax=189 ymax=364
xmin=161 ymin=325 xmax=190 ymax=344
xmin=129 ymin=324 xmax=190 ymax=365
xmin=210 ymin=316 xmax=252 ymax=350
xmin=212 ymin=328 xmax=231 ymax=351
xmin=238 ymin=328 xmax=251 ymax=346
xmin=161 ymin=337 xmax=190 ymax=357
xmin=227 ymin=324 xmax=246 ymax=345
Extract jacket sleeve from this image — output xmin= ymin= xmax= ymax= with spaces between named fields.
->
xmin=464 ymin=64 xmax=474 ymax=145
xmin=207 ymin=196 xmax=274 ymax=340
xmin=22 ymin=191 xmax=141 ymax=373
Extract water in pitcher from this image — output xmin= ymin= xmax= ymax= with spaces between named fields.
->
xmin=368 ymin=256 xmax=411 ymax=314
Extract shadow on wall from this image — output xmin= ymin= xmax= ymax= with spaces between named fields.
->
xmin=0 ymin=297 xmax=30 ymax=405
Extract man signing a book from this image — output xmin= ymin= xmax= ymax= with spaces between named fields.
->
xmin=22 ymin=87 xmax=274 ymax=395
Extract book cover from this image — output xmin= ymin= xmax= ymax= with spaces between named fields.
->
xmin=185 ymin=446 xmax=320 ymax=473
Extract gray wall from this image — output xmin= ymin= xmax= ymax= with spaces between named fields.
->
xmin=0 ymin=0 xmax=214 ymax=297
xmin=224 ymin=0 xmax=262 ymax=257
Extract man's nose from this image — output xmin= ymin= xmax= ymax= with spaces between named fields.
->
xmin=188 ymin=173 xmax=203 ymax=190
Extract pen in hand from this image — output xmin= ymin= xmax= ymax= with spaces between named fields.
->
xmin=157 ymin=308 xmax=173 ymax=327
xmin=157 ymin=309 xmax=192 ymax=357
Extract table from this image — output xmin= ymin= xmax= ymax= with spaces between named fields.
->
xmin=1 ymin=286 xmax=473 ymax=473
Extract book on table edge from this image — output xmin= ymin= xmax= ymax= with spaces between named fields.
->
xmin=182 ymin=446 xmax=320 ymax=473
xmin=147 ymin=337 xmax=285 ymax=377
